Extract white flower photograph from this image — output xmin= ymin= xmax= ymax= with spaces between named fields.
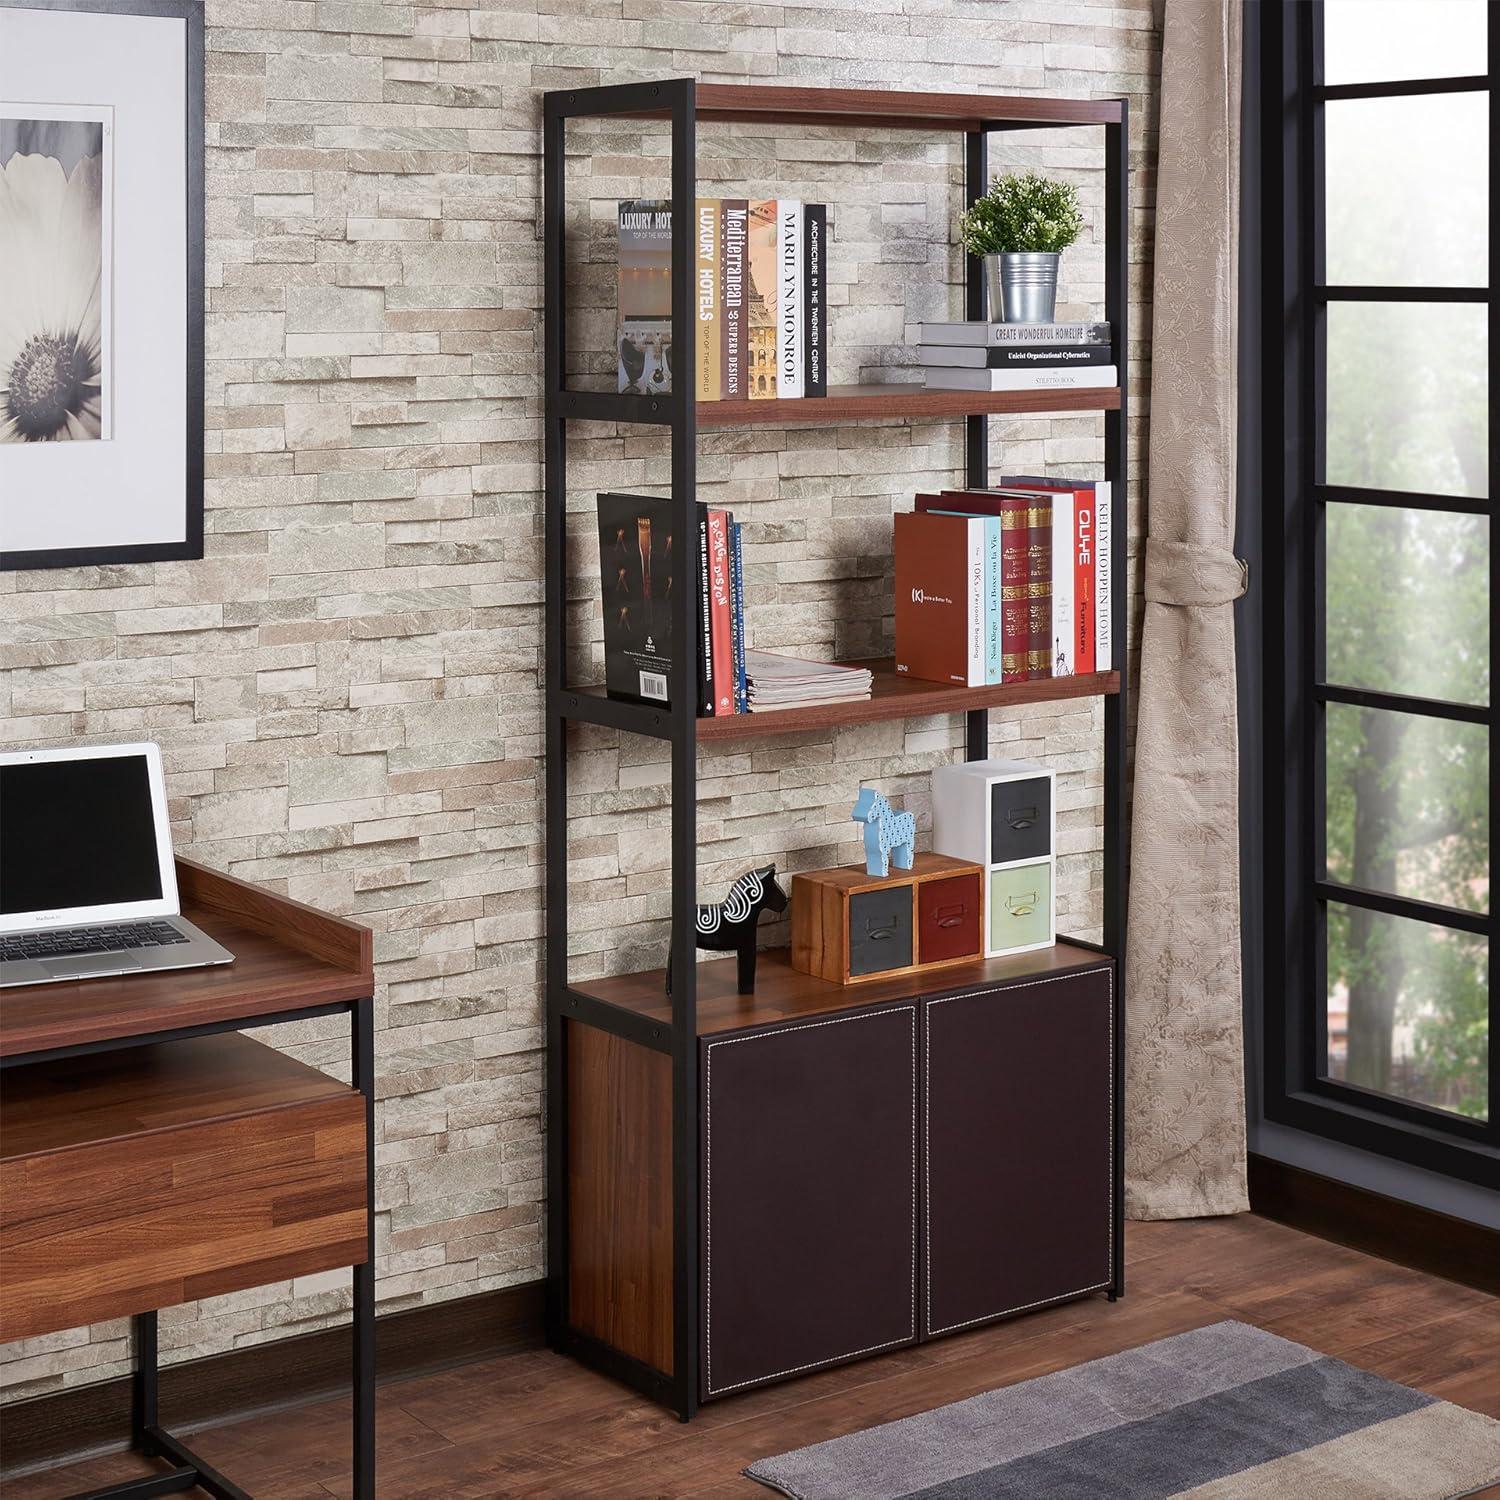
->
xmin=0 ymin=105 xmax=112 ymax=444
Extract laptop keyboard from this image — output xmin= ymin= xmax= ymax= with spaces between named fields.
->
xmin=0 ymin=921 xmax=188 ymax=963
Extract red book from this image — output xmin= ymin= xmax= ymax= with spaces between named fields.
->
xmin=1000 ymin=477 xmax=1095 ymax=674
xmin=1025 ymin=495 xmax=1053 ymax=680
xmin=706 ymin=508 xmax=734 ymax=715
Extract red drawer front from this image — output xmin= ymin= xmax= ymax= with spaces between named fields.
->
xmin=918 ymin=874 xmax=982 ymax=964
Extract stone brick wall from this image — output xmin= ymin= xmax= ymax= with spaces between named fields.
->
xmin=0 ymin=0 xmax=1159 ymax=1400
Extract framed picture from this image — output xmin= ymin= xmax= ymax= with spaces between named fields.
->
xmin=0 ymin=0 xmax=203 ymax=570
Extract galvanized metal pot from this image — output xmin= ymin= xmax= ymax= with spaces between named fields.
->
xmin=983 ymin=251 xmax=1061 ymax=323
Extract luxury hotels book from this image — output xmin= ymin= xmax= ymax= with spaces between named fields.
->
xmin=617 ymin=201 xmax=673 ymax=394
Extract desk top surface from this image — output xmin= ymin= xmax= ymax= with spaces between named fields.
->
xmin=0 ymin=858 xmax=374 ymax=1061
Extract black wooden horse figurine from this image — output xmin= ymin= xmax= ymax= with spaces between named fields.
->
xmin=666 ymin=864 xmax=788 ymax=996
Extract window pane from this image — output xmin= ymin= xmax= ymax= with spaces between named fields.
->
xmin=1326 ymin=94 xmax=1488 ymax=287
xmin=1326 ymin=506 xmax=1490 ymax=706
xmin=1325 ymin=302 xmax=1489 ymax=499
xmin=1324 ymin=0 xmax=1487 ymax=84
xmin=1325 ymin=903 xmax=1489 ymax=1120
xmin=1325 ymin=703 xmax=1490 ymax=913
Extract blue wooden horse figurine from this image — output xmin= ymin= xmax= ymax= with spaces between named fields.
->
xmin=852 ymin=788 xmax=916 ymax=879
xmin=666 ymin=864 xmax=788 ymax=996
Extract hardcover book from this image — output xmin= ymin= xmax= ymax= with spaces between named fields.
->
xmin=745 ymin=200 xmax=778 ymax=399
xmin=1002 ymin=475 xmax=1105 ymax=675
xmin=915 ymin=343 xmax=1113 ymax=369
xmin=803 ymin=203 xmax=826 ymax=397
xmin=706 ymin=508 xmax=735 ymax=715
xmin=776 ymin=199 xmax=804 ymax=399
xmin=1051 ymin=494 xmax=1076 ymax=677
xmin=1025 ymin=495 xmax=1053 ymax=679
xmin=921 ymin=365 xmax=1117 ymax=392
xmin=913 ymin=320 xmax=1111 ymax=347
xmin=617 ymin=200 xmax=673 ymax=395
xmin=597 ymin=492 xmax=677 ymax=705
xmin=720 ymin=200 xmax=749 ymax=400
xmin=695 ymin=197 xmax=720 ymax=402
xmin=895 ymin=510 xmax=983 ymax=687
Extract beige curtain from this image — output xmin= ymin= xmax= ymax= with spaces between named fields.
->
xmin=1125 ymin=0 xmax=1250 ymax=1220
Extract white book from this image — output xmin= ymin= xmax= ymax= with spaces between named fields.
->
xmin=1052 ymin=495 xmax=1075 ymax=678
xmin=964 ymin=517 xmax=985 ymax=688
xmin=776 ymin=199 xmax=804 ymax=398
xmin=1094 ymin=481 xmax=1112 ymax=672
xmin=913 ymin=320 xmax=1111 ymax=347
xmin=921 ymin=365 xmax=1117 ymax=392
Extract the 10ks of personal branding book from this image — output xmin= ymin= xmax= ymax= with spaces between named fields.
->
xmin=618 ymin=198 xmax=827 ymax=401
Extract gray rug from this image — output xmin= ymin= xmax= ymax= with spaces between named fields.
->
xmin=745 ymin=1321 xmax=1500 ymax=1499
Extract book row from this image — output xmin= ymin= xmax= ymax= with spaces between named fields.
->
xmin=617 ymin=198 xmax=828 ymax=401
xmin=894 ymin=478 xmax=1113 ymax=687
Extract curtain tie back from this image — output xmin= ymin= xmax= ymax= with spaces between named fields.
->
xmin=1144 ymin=538 xmax=1249 ymax=607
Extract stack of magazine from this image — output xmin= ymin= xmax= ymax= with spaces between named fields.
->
xmin=910 ymin=319 xmax=1115 ymax=392
xmin=617 ymin=198 xmax=828 ymax=400
xmin=744 ymin=651 xmax=872 ymax=713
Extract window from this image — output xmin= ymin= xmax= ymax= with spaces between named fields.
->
xmin=1256 ymin=2 xmax=1494 ymax=1181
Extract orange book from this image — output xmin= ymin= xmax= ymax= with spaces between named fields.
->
xmin=894 ymin=511 xmax=982 ymax=687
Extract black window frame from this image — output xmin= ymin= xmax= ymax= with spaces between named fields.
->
xmin=1255 ymin=1 xmax=1496 ymax=1187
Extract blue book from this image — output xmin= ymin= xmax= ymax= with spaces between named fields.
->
xmin=729 ymin=520 xmax=748 ymax=712
xmin=984 ymin=517 xmax=1002 ymax=684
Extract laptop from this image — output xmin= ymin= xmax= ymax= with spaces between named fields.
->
xmin=0 ymin=743 xmax=234 ymax=988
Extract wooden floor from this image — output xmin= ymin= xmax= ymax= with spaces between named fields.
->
xmin=11 ymin=1214 xmax=1500 ymax=1498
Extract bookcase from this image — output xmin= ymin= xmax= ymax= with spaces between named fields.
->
xmin=543 ymin=79 xmax=1128 ymax=1420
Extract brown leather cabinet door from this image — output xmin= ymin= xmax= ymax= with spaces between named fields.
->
xmin=701 ymin=1006 xmax=918 ymax=1400
xmin=923 ymin=965 xmax=1113 ymax=1338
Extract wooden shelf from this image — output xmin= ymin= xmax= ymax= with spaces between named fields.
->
xmin=644 ymin=83 xmax=1124 ymax=133
xmin=697 ymin=661 xmax=1118 ymax=740
xmin=572 ymin=941 xmax=1112 ymax=1037
xmin=698 ymin=383 xmax=1121 ymax=427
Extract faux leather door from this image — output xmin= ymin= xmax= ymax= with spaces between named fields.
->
xmin=701 ymin=1006 xmax=918 ymax=1399
xmin=923 ymin=965 xmax=1112 ymax=1338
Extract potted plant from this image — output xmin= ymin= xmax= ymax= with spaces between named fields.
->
xmin=958 ymin=171 xmax=1084 ymax=323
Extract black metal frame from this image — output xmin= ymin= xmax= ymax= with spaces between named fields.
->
xmin=2 ymin=1000 xmax=377 ymax=1499
xmin=1256 ymin=2 xmax=1496 ymax=1184
xmin=542 ymin=78 xmax=1130 ymax=1419
xmin=0 ymin=0 xmax=205 ymax=571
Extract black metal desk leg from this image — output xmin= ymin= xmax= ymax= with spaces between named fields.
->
xmin=351 ymin=998 xmax=376 ymax=1499
xmin=131 ymin=1312 xmax=159 ymax=1456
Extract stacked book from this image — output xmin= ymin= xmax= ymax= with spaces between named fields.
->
xmin=618 ymin=198 xmax=828 ymax=401
xmin=744 ymin=651 xmax=872 ymax=713
xmin=893 ymin=478 xmax=1112 ymax=686
xmin=596 ymin=491 xmax=751 ymax=717
xmin=910 ymin=319 xmax=1115 ymax=392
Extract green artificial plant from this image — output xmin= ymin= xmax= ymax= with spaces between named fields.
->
xmin=958 ymin=171 xmax=1084 ymax=256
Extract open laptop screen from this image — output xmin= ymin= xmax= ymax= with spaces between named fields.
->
xmin=1 ymin=752 xmax=164 ymax=919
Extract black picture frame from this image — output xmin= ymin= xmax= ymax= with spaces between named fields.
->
xmin=0 ymin=0 xmax=204 ymax=571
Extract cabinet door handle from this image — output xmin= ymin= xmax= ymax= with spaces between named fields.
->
xmin=935 ymin=905 xmax=964 ymax=929
xmin=865 ymin=925 xmax=895 ymax=941
xmin=1005 ymin=892 xmax=1038 ymax=917
xmin=1006 ymin=805 xmax=1038 ymax=830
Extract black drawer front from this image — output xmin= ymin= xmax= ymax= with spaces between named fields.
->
xmin=848 ymin=886 xmax=912 ymax=976
xmin=989 ymin=777 xmax=1051 ymax=864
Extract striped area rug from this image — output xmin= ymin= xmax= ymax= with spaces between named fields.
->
xmin=745 ymin=1321 xmax=1500 ymax=1499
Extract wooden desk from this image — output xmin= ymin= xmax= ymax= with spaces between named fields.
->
xmin=0 ymin=858 xmax=376 ymax=1500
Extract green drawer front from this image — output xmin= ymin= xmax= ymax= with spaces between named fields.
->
xmin=988 ymin=860 xmax=1052 ymax=952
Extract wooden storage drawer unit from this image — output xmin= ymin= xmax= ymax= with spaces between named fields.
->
xmin=0 ymin=1032 xmax=368 ymax=1343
